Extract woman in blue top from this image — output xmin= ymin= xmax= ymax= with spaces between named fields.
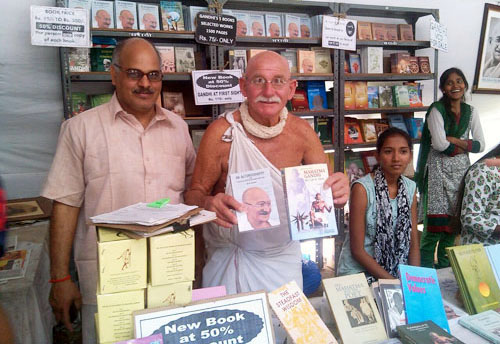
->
xmin=338 ymin=128 xmax=420 ymax=282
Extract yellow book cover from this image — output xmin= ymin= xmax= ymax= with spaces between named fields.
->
xmin=268 ymin=280 xmax=338 ymax=344
xmin=97 ymin=289 xmax=145 ymax=343
xmin=323 ymin=273 xmax=387 ymax=344
xmin=147 ymin=281 xmax=192 ymax=308
xmin=97 ymin=228 xmax=147 ymax=294
xmin=149 ymin=229 xmax=195 ymax=286
xmin=298 ymin=50 xmax=315 ymax=73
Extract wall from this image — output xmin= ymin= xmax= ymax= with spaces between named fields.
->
xmin=0 ymin=0 xmax=498 ymax=199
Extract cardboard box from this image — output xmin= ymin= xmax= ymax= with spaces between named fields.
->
xmin=147 ymin=281 xmax=192 ymax=308
xmin=149 ymin=229 xmax=195 ymax=286
xmin=96 ymin=289 xmax=145 ymax=343
xmin=97 ymin=228 xmax=147 ymax=294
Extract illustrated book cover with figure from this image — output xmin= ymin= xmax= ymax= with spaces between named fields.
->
xmin=399 ymin=265 xmax=449 ymax=333
xmin=162 ymin=92 xmax=185 ymax=117
xmin=229 ymin=168 xmax=280 ymax=232
xmin=323 ymin=273 xmax=387 ymax=344
xmin=344 ymin=151 xmax=365 ymax=185
xmin=282 ymin=163 xmax=337 ymax=241
xmin=174 ymin=46 xmax=195 ymax=72
xmin=156 ymin=45 xmax=175 ymax=73
xmin=268 ymin=280 xmax=338 ymax=344
xmin=397 ymin=320 xmax=464 ymax=344
xmin=446 ymin=244 xmax=500 ymax=314
xmin=159 ymin=1 xmax=184 ymax=31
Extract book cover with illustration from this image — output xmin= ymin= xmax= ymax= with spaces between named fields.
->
xmin=323 ymin=273 xmax=387 ymax=344
xmin=397 ymin=320 xmax=464 ymax=344
xmin=345 ymin=151 xmax=365 ymax=185
xmin=367 ymin=86 xmax=379 ymax=108
xmin=315 ymin=117 xmax=332 ymax=145
xmin=307 ymin=80 xmax=328 ymax=111
xmin=174 ymin=46 xmax=195 ymax=72
xmin=379 ymin=86 xmax=394 ymax=108
xmin=71 ymin=92 xmax=89 ymax=117
xmin=282 ymin=164 xmax=337 ymax=240
xmin=399 ymin=265 xmax=449 ymax=333
xmin=138 ymin=3 xmax=160 ymax=31
xmin=268 ymin=280 xmax=338 ymax=344
xmin=280 ymin=50 xmax=298 ymax=73
xmin=311 ymin=48 xmax=332 ymax=74
xmin=160 ymin=1 xmax=184 ymax=31
xmin=447 ymin=244 xmax=500 ymax=314
xmin=458 ymin=310 xmax=500 ymax=344
xmin=115 ymin=1 xmax=138 ymax=30
xmin=229 ymin=168 xmax=279 ymax=232
xmin=378 ymin=279 xmax=406 ymax=338
xmin=156 ymin=45 xmax=175 ymax=73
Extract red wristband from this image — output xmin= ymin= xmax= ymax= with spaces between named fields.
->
xmin=49 ymin=275 xmax=71 ymax=283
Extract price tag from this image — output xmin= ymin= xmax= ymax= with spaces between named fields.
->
xmin=430 ymin=17 xmax=448 ymax=52
xmin=195 ymin=12 xmax=236 ymax=46
xmin=322 ymin=16 xmax=357 ymax=51
xmin=30 ymin=6 xmax=90 ymax=48
xmin=192 ymin=69 xmax=244 ymax=105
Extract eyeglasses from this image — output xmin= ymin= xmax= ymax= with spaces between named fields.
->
xmin=246 ymin=76 xmax=289 ymax=89
xmin=244 ymin=201 xmax=272 ymax=208
xmin=113 ymin=64 xmax=162 ymax=82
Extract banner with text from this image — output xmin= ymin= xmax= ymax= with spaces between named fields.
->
xmin=31 ymin=6 xmax=90 ymax=48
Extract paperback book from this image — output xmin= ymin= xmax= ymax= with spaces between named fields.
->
xmin=315 ymin=117 xmax=332 ymax=145
xmin=234 ymin=11 xmax=250 ymax=36
xmin=268 ymin=280 xmax=338 ymax=344
xmin=175 ymin=46 xmax=195 ymax=72
xmin=229 ymin=168 xmax=279 ymax=232
xmin=299 ymin=16 xmax=312 ymax=38
xmin=229 ymin=49 xmax=247 ymax=73
xmin=458 ymin=310 xmax=500 ymax=344
xmin=307 ymin=81 xmax=328 ymax=110
xmin=282 ymin=164 xmax=337 ymax=240
xmin=138 ymin=3 xmax=160 ymax=31
xmin=248 ymin=13 xmax=265 ymax=36
xmin=397 ymin=320 xmax=464 ymax=344
xmin=68 ymin=48 xmax=90 ymax=72
xmin=156 ymin=45 xmax=175 ymax=73
xmin=162 ymin=92 xmax=185 ymax=117
xmin=92 ymin=0 xmax=115 ymax=29
xmin=367 ymin=86 xmax=379 ymax=108
xmin=378 ymin=279 xmax=406 ymax=338
xmin=344 ymin=151 xmax=365 ymax=184
xmin=280 ymin=50 xmax=298 ymax=73
xmin=485 ymin=243 xmax=500 ymax=288
xmin=348 ymin=53 xmax=361 ymax=74
xmin=0 ymin=249 xmax=31 ymax=281
xmin=115 ymin=1 xmax=138 ymax=30
xmin=387 ymin=114 xmax=409 ymax=133
xmin=354 ymin=81 xmax=368 ymax=109
xmin=160 ymin=1 xmax=184 ymax=31
xmin=447 ymin=244 xmax=500 ymax=314
xmin=379 ymin=86 xmax=394 ymax=108
xmin=285 ymin=14 xmax=301 ymax=38
xmin=312 ymin=48 xmax=333 ymax=74
xmin=344 ymin=118 xmax=364 ymax=145
xmin=399 ymin=265 xmax=450 ymax=333
xmin=323 ymin=273 xmax=387 ymax=344
xmin=265 ymin=13 xmax=283 ymax=37
xmin=357 ymin=21 xmax=373 ymax=40
xmin=71 ymin=92 xmax=89 ymax=117
xmin=298 ymin=50 xmax=315 ymax=73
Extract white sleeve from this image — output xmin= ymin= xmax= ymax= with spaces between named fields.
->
xmin=470 ymin=106 xmax=485 ymax=152
xmin=427 ymin=107 xmax=451 ymax=152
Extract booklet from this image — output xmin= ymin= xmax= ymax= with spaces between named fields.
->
xmin=0 ymin=249 xmax=31 ymax=281
xmin=229 ymin=168 xmax=279 ymax=232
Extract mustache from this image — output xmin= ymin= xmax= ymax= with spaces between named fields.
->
xmin=258 ymin=210 xmax=270 ymax=215
xmin=133 ymin=87 xmax=155 ymax=94
xmin=255 ymin=96 xmax=281 ymax=103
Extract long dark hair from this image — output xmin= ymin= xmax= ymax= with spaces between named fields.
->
xmin=376 ymin=127 xmax=412 ymax=153
xmin=439 ymin=67 xmax=469 ymax=117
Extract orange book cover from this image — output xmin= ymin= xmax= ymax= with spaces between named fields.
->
xmin=385 ymin=24 xmax=398 ymax=40
xmin=344 ymin=118 xmax=364 ymax=144
xmin=371 ymin=23 xmax=387 ymax=40
xmin=398 ymin=24 xmax=414 ymax=41
xmin=357 ymin=21 xmax=372 ymax=40
xmin=354 ymin=81 xmax=368 ymax=109
xmin=344 ymin=81 xmax=355 ymax=110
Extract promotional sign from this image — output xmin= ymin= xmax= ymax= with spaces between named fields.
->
xmin=195 ymin=12 xmax=237 ymax=46
xmin=430 ymin=17 xmax=448 ymax=52
xmin=322 ymin=16 xmax=357 ymax=51
xmin=31 ymin=6 xmax=90 ymax=47
xmin=192 ymin=69 xmax=243 ymax=105
xmin=134 ymin=291 xmax=275 ymax=344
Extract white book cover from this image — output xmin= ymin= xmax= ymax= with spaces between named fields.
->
xmin=187 ymin=6 xmax=207 ymax=31
xmin=92 ymin=0 xmax=115 ymax=29
xmin=299 ymin=15 xmax=312 ymax=38
xmin=248 ymin=13 xmax=265 ymax=37
xmin=138 ymin=3 xmax=160 ymax=31
xmin=361 ymin=47 xmax=383 ymax=74
xmin=285 ymin=14 xmax=301 ymax=38
xmin=230 ymin=168 xmax=280 ymax=232
xmin=233 ymin=11 xmax=250 ymax=37
xmin=265 ymin=14 xmax=283 ymax=37
xmin=282 ymin=163 xmax=337 ymax=241
xmin=67 ymin=0 xmax=91 ymax=10
xmin=174 ymin=46 xmax=195 ymax=72
xmin=115 ymin=0 xmax=138 ymax=30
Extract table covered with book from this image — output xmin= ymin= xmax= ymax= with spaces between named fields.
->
xmin=0 ymin=220 xmax=55 ymax=343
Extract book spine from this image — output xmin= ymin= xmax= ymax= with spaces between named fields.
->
xmin=281 ymin=170 xmax=295 ymax=240
xmin=458 ymin=319 xmax=500 ymax=344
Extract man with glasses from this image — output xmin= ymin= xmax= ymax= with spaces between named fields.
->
xmin=241 ymin=187 xmax=277 ymax=230
xmin=42 ymin=38 xmax=195 ymax=344
xmin=185 ymin=51 xmax=348 ymax=340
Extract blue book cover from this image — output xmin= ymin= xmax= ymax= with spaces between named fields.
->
xmin=399 ymin=265 xmax=450 ymax=333
xmin=387 ymin=114 xmax=408 ymax=133
xmin=306 ymin=81 xmax=328 ymax=111
xmin=404 ymin=118 xmax=423 ymax=139
xmin=485 ymin=244 xmax=500 ymax=291
xmin=367 ymin=86 xmax=379 ymax=108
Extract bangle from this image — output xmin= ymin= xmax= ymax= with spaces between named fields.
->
xmin=49 ymin=275 xmax=71 ymax=283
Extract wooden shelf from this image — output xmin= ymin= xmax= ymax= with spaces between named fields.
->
xmin=344 ymin=73 xmax=434 ymax=81
xmin=70 ymin=72 xmax=192 ymax=81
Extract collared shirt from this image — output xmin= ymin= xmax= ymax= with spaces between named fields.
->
xmin=42 ymin=94 xmax=196 ymax=304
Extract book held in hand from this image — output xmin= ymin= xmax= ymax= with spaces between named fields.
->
xmin=282 ymin=164 xmax=337 ymax=240
xmin=229 ymin=168 xmax=280 ymax=232
xmin=268 ymin=280 xmax=338 ymax=344
xmin=323 ymin=273 xmax=387 ymax=344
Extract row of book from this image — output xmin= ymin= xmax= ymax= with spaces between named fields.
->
xmin=67 ymin=0 xmax=184 ymax=31
xmin=357 ymin=21 xmax=414 ymax=41
xmin=346 ymin=49 xmax=431 ymax=74
xmin=68 ymin=44 xmax=197 ymax=73
xmin=233 ymin=10 xmax=313 ymax=38
xmin=345 ymin=82 xmax=424 ymax=110
xmin=290 ymin=81 xmax=331 ymax=112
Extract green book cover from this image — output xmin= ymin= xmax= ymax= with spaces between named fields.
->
xmin=447 ymin=244 xmax=500 ymax=314
xmin=90 ymin=94 xmax=113 ymax=108
xmin=315 ymin=117 xmax=332 ymax=145
xmin=90 ymin=48 xmax=114 ymax=72
xmin=70 ymin=92 xmax=89 ymax=117
xmin=397 ymin=320 xmax=464 ymax=344
xmin=392 ymin=85 xmax=410 ymax=107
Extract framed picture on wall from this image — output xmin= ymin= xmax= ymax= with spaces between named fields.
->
xmin=473 ymin=4 xmax=500 ymax=93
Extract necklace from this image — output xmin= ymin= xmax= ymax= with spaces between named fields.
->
xmin=239 ymin=101 xmax=288 ymax=139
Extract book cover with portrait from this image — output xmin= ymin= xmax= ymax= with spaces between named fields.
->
xmin=265 ymin=13 xmax=283 ymax=38
xmin=138 ymin=3 xmax=160 ymax=31
xmin=229 ymin=168 xmax=280 ymax=232
xmin=92 ymin=0 xmax=115 ymax=29
xmin=282 ymin=163 xmax=337 ymax=241
xmin=115 ymin=0 xmax=138 ymax=30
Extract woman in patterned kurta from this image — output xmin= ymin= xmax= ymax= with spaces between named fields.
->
xmin=460 ymin=144 xmax=500 ymax=246
xmin=415 ymin=68 xmax=485 ymax=268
